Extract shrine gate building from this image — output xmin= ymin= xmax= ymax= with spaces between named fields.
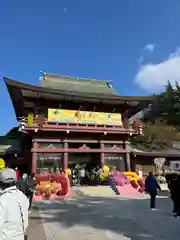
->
xmin=4 ymin=73 xmax=152 ymax=173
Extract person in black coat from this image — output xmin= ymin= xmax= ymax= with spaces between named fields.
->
xmin=169 ymin=175 xmax=180 ymax=217
xmin=145 ymin=172 xmax=161 ymax=210
xmin=16 ymin=173 xmax=29 ymax=197
xmin=27 ymin=173 xmax=36 ymax=212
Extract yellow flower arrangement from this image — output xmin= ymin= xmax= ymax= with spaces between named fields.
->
xmin=0 ymin=158 xmax=5 ymax=172
xmin=123 ymin=171 xmax=139 ymax=182
xmin=65 ymin=168 xmax=72 ymax=175
xmin=100 ymin=165 xmax=110 ymax=181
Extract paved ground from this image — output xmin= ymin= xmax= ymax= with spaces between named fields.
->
xmin=32 ymin=193 xmax=180 ymax=240
xmin=28 ymin=206 xmax=46 ymax=240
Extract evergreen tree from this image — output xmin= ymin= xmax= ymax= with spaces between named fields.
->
xmin=132 ymin=120 xmax=178 ymax=150
xmin=133 ymin=81 xmax=180 ymax=150
xmin=144 ymin=81 xmax=178 ymax=126
xmin=174 ymin=81 xmax=180 ymax=128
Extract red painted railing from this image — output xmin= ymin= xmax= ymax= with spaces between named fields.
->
xmin=18 ymin=115 xmax=143 ymax=135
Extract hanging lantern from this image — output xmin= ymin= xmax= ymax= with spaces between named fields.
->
xmin=133 ymin=120 xmax=143 ymax=135
xmin=139 ymin=123 xmax=143 ymax=135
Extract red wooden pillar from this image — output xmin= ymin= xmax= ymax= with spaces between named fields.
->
xmin=125 ymin=141 xmax=131 ymax=171
xmin=100 ymin=142 xmax=105 ymax=167
xmin=32 ymin=141 xmax=38 ymax=173
xmin=63 ymin=142 xmax=68 ymax=170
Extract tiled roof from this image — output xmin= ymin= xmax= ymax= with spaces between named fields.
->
xmin=131 ymin=144 xmax=180 ymax=157
xmin=4 ymin=76 xmax=153 ymax=118
xmin=40 ymin=73 xmax=118 ymax=96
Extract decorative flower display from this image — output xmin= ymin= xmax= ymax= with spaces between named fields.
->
xmin=65 ymin=168 xmax=71 ymax=175
xmin=35 ymin=172 xmax=69 ymax=199
xmin=100 ymin=165 xmax=110 ymax=181
xmin=0 ymin=158 xmax=5 ymax=172
xmin=123 ymin=172 xmax=139 ymax=182
xmin=138 ymin=187 xmax=144 ymax=193
xmin=137 ymin=179 xmax=144 ymax=188
xmin=110 ymin=171 xmax=129 ymax=186
xmin=130 ymin=180 xmax=139 ymax=189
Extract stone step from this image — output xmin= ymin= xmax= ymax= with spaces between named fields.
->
xmin=159 ymin=183 xmax=169 ymax=191
xmin=117 ymin=184 xmax=141 ymax=196
xmin=72 ymin=186 xmax=116 ymax=197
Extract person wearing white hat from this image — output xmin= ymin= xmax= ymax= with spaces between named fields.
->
xmin=0 ymin=168 xmax=29 ymax=240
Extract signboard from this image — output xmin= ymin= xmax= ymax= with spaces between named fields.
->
xmin=104 ymin=154 xmax=125 ymax=171
xmin=48 ymin=109 xmax=122 ymax=126
xmin=170 ymin=161 xmax=180 ymax=171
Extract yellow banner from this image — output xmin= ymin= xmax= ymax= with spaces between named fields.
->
xmin=48 ymin=109 xmax=122 ymax=126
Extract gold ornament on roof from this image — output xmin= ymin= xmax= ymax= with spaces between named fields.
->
xmin=27 ymin=113 xmax=34 ymax=126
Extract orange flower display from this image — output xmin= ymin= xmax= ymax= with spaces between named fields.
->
xmin=35 ymin=172 xmax=69 ymax=200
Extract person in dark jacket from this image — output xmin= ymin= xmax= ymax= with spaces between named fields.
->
xmin=145 ymin=172 xmax=161 ymax=210
xmin=169 ymin=175 xmax=180 ymax=217
xmin=27 ymin=173 xmax=36 ymax=212
xmin=16 ymin=173 xmax=29 ymax=197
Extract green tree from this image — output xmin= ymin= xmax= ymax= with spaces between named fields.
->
xmin=144 ymin=81 xmax=180 ymax=127
xmin=132 ymin=120 xmax=179 ymax=150
xmin=132 ymin=81 xmax=180 ymax=150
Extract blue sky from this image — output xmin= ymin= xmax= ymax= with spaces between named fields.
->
xmin=0 ymin=0 xmax=180 ymax=134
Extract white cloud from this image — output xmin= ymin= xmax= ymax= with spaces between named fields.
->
xmin=137 ymin=44 xmax=156 ymax=66
xmin=144 ymin=44 xmax=156 ymax=53
xmin=135 ymin=48 xmax=180 ymax=91
xmin=137 ymin=54 xmax=144 ymax=65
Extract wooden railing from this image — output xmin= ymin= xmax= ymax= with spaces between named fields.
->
xmin=18 ymin=115 xmax=143 ymax=134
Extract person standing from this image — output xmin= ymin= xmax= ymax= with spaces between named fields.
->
xmin=79 ymin=167 xmax=85 ymax=185
xmin=15 ymin=167 xmax=19 ymax=181
xmin=169 ymin=175 xmax=180 ymax=217
xmin=27 ymin=173 xmax=36 ymax=213
xmin=0 ymin=168 xmax=29 ymax=240
xmin=17 ymin=173 xmax=29 ymax=198
xmin=145 ymin=172 xmax=161 ymax=210
xmin=97 ymin=167 xmax=102 ymax=185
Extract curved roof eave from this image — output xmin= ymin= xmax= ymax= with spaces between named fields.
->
xmin=3 ymin=77 xmax=154 ymax=102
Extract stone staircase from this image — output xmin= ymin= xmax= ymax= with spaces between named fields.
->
xmin=72 ymin=186 xmax=117 ymax=198
xmin=117 ymin=184 xmax=141 ymax=196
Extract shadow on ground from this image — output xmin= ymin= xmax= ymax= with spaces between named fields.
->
xmin=28 ymin=206 xmax=46 ymax=240
xmin=32 ymin=192 xmax=180 ymax=240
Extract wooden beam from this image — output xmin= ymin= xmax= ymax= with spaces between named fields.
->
xmin=24 ymin=124 xmax=137 ymax=135
xmin=33 ymin=138 xmax=124 ymax=144
xmin=31 ymin=148 xmax=128 ymax=153
xmin=26 ymin=123 xmax=128 ymax=131
xmin=24 ymin=102 xmax=35 ymax=108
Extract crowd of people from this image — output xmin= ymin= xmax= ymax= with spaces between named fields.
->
xmin=1 ymin=166 xmax=180 ymax=239
xmin=70 ymin=166 xmax=102 ymax=186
